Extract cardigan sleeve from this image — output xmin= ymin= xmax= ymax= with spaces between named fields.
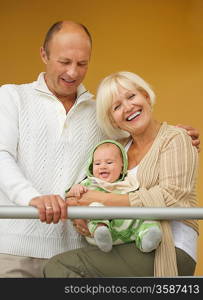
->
xmin=129 ymin=129 xmax=199 ymax=208
xmin=0 ymin=85 xmax=41 ymax=205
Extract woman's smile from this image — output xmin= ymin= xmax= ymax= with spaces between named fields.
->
xmin=126 ymin=110 xmax=142 ymax=121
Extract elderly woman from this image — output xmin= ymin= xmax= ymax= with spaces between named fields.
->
xmin=44 ymin=71 xmax=199 ymax=277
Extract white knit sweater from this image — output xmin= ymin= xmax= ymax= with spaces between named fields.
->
xmin=0 ymin=73 xmax=106 ymax=258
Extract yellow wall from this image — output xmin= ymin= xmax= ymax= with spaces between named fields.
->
xmin=1 ymin=0 xmax=202 ymax=276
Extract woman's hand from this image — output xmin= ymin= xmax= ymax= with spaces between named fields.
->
xmin=65 ymin=190 xmax=102 ymax=237
xmin=66 ymin=190 xmax=130 ymax=207
xmin=66 ymin=190 xmax=129 ymax=237
xmin=176 ymin=124 xmax=200 ymax=152
xmin=66 ymin=190 xmax=105 ymax=206
xmin=72 ymin=219 xmax=90 ymax=237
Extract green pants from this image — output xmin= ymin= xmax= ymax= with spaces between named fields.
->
xmin=87 ymin=219 xmax=161 ymax=251
xmin=43 ymin=243 xmax=196 ymax=277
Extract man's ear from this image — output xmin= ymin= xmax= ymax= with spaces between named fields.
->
xmin=40 ymin=47 xmax=48 ymax=64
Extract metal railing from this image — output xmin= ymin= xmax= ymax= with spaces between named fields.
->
xmin=0 ymin=206 xmax=203 ymax=220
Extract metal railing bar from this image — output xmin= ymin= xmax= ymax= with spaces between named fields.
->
xmin=0 ymin=206 xmax=203 ymax=220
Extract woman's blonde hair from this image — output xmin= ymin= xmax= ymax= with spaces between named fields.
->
xmin=96 ymin=71 xmax=156 ymax=139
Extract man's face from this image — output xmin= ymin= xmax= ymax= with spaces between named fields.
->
xmin=41 ymin=31 xmax=91 ymax=101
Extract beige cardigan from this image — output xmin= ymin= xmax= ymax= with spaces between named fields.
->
xmin=120 ymin=122 xmax=199 ymax=277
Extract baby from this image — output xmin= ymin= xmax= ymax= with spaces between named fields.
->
xmin=68 ymin=140 xmax=162 ymax=253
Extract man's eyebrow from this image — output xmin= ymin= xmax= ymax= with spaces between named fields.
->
xmin=58 ymin=57 xmax=88 ymax=63
xmin=58 ymin=57 xmax=71 ymax=61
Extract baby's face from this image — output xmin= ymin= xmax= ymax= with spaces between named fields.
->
xmin=92 ymin=144 xmax=123 ymax=183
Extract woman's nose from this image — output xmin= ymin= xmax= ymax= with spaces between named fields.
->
xmin=123 ymin=100 xmax=133 ymax=112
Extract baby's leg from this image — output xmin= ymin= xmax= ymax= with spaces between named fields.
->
xmin=135 ymin=220 xmax=162 ymax=252
xmin=94 ymin=224 xmax=113 ymax=252
xmin=86 ymin=202 xmax=112 ymax=252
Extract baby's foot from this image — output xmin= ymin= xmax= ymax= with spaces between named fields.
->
xmin=135 ymin=221 xmax=162 ymax=253
xmin=140 ymin=226 xmax=162 ymax=252
xmin=94 ymin=226 xmax=113 ymax=252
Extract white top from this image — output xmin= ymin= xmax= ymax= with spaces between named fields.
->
xmin=0 ymin=73 xmax=106 ymax=258
xmin=125 ymin=139 xmax=197 ymax=261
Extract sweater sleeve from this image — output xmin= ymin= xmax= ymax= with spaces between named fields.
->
xmin=0 ymin=86 xmax=41 ymax=205
xmin=129 ymin=130 xmax=199 ymax=208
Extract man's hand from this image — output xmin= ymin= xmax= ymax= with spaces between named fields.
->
xmin=29 ymin=195 xmax=68 ymax=224
xmin=176 ymin=124 xmax=200 ymax=152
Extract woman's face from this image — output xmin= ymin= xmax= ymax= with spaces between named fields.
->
xmin=110 ymin=85 xmax=152 ymax=136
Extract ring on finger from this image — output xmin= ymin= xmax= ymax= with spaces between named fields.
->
xmin=45 ymin=206 xmax=52 ymax=210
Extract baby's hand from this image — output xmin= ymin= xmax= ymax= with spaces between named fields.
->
xmin=69 ymin=184 xmax=88 ymax=197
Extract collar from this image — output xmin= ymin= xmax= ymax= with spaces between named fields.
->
xmin=33 ymin=72 xmax=94 ymax=103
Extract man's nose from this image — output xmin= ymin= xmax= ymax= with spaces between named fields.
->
xmin=66 ymin=65 xmax=78 ymax=78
